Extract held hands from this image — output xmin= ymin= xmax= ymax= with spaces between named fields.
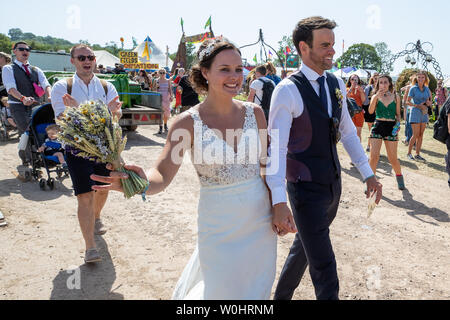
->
xmin=366 ymin=176 xmax=383 ymax=205
xmin=272 ymin=203 xmax=297 ymax=236
xmin=90 ymin=164 xmax=147 ymax=193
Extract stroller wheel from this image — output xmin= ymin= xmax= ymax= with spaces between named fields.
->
xmin=47 ymin=178 xmax=55 ymax=190
xmin=39 ymin=178 xmax=46 ymax=190
xmin=57 ymin=169 xmax=63 ymax=178
xmin=24 ymin=169 xmax=32 ymax=182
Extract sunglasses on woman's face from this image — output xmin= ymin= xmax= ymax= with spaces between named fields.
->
xmin=17 ymin=47 xmax=31 ymax=52
xmin=76 ymin=55 xmax=96 ymax=62
xmin=159 ymin=72 xmax=165 ymax=75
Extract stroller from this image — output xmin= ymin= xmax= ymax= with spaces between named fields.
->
xmin=0 ymin=103 xmax=16 ymax=141
xmin=27 ymin=103 xmax=69 ymax=190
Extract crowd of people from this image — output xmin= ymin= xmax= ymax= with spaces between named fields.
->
xmin=0 ymin=15 xmax=449 ymax=301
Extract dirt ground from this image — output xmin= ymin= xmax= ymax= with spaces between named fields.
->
xmin=0 ymin=121 xmax=449 ymax=300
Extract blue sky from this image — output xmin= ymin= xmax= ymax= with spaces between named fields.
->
xmin=2 ymin=0 xmax=449 ymax=77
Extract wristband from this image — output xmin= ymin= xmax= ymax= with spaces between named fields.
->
xmin=20 ymin=96 xmax=25 ymax=102
xmin=141 ymin=182 xmax=150 ymax=202
xmin=363 ymin=175 xmax=375 ymax=183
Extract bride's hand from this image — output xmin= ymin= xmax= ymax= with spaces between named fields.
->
xmin=90 ymin=164 xmax=147 ymax=193
xmin=272 ymin=203 xmax=297 ymax=236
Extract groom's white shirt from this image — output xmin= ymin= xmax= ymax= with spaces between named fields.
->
xmin=266 ymin=63 xmax=374 ymax=205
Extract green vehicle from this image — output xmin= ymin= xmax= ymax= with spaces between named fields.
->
xmin=45 ymin=72 xmax=163 ymax=131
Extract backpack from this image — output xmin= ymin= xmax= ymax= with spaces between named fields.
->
xmin=433 ymin=97 xmax=450 ymax=144
xmin=255 ymin=77 xmax=275 ymax=119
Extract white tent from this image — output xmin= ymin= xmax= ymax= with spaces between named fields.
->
xmin=94 ymin=50 xmax=120 ymax=68
xmin=332 ymin=69 xmax=354 ymax=79
xmin=133 ymin=36 xmax=173 ymax=69
xmin=444 ymin=78 xmax=450 ymax=88
xmin=345 ymin=69 xmax=373 ymax=81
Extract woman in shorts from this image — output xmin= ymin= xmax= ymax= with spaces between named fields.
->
xmin=405 ymin=70 xmax=432 ymax=161
xmin=368 ymin=75 xmax=405 ymax=190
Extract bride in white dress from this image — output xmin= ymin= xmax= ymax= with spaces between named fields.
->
xmin=91 ymin=39 xmax=296 ymax=299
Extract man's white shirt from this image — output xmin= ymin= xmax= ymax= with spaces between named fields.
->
xmin=51 ymin=73 xmax=118 ymax=117
xmin=2 ymin=59 xmax=51 ymax=104
xmin=266 ymin=63 xmax=374 ymax=205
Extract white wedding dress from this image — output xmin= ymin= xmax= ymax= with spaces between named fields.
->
xmin=172 ymin=103 xmax=277 ymax=300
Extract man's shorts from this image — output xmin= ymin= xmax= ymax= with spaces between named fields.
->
xmin=370 ymin=120 xmax=398 ymax=141
xmin=65 ymin=151 xmax=111 ymax=196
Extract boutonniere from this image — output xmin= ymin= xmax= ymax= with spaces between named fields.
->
xmin=335 ymin=88 xmax=343 ymax=109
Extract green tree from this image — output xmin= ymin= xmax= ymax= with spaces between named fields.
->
xmin=0 ymin=33 xmax=12 ymax=52
xmin=8 ymin=28 xmax=23 ymax=41
xmin=185 ymin=42 xmax=196 ymax=69
xmin=274 ymin=35 xmax=296 ymax=67
xmin=395 ymin=68 xmax=437 ymax=93
xmin=374 ymin=42 xmax=393 ymax=73
xmin=336 ymin=43 xmax=381 ymax=70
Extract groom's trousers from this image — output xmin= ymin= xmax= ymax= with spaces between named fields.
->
xmin=274 ymin=178 xmax=342 ymax=300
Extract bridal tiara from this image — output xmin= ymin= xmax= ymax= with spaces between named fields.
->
xmin=198 ymin=42 xmax=216 ymax=61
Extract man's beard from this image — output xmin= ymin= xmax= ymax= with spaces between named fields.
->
xmin=309 ymin=52 xmax=332 ymax=71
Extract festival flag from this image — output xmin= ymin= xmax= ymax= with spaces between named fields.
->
xmin=253 ymin=54 xmax=257 ymax=64
xmin=200 ymin=32 xmax=208 ymax=42
xmin=337 ymin=61 xmax=342 ymax=68
xmin=268 ymin=50 xmax=273 ymax=60
xmin=181 ymin=17 xmax=184 ymax=27
xmin=285 ymin=46 xmax=291 ymax=56
xmin=360 ymin=58 xmax=364 ymax=68
xmin=204 ymin=16 xmax=211 ymax=29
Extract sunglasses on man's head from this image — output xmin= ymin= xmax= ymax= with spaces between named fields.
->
xmin=76 ymin=55 xmax=96 ymax=62
xmin=17 ymin=47 xmax=31 ymax=52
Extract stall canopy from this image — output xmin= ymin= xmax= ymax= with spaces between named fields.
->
xmin=93 ymin=50 xmax=120 ymax=68
xmin=133 ymin=36 xmax=173 ymax=70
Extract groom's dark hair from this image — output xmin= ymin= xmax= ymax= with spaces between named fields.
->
xmin=292 ymin=16 xmax=337 ymax=57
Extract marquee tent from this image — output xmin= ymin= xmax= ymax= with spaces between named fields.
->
xmin=93 ymin=50 xmax=120 ymax=68
xmin=133 ymin=36 xmax=173 ymax=70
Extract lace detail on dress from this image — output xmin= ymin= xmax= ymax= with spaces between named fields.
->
xmin=189 ymin=104 xmax=261 ymax=186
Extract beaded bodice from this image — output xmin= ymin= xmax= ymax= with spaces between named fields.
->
xmin=188 ymin=104 xmax=261 ymax=186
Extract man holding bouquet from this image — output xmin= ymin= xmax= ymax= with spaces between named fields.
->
xmin=51 ymin=44 xmax=122 ymax=263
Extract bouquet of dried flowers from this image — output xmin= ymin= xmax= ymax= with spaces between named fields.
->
xmin=57 ymin=100 xmax=148 ymax=198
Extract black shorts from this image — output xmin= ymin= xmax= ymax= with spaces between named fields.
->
xmin=370 ymin=120 xmax=398 ymax=141
xmin=65 ymin=151 xmax=111 ymax=196
xmin=362 ymin=105 xmax=376 ymax=123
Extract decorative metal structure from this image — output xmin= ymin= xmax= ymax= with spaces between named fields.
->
xmin=383 ymin=40 xmax=443 ymax=79
xmin=239 ymin=29 xmax=286 ymax=72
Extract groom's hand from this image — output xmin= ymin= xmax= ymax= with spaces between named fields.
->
xmin=272 ymin=203 xmax=297 ymax=236
xmin=366 ymin=176 xmax=383 ymax=204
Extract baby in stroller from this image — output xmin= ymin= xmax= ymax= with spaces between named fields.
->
xmin=37 ymin=124 xmax=67 ymax=169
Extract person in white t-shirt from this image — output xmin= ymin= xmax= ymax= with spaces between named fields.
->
xmin=51 ymin=44 xmax=122 ymax=264
xmin=247 ymin=65 xmax=275 ymax=107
